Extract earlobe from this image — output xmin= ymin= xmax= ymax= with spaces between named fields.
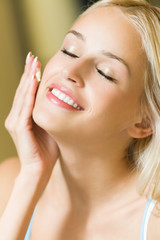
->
xmin=127 ymin=118 xmax=153 ymax=139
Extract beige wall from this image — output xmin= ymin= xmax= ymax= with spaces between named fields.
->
xmin=0 ymin=0 xmax=78 ymax=162
xmin=152 ymin=0 xmax=160 ymax=6
xmin=18 ymin=0 xmax=78 ymax=65
xmin=0 ymin=1 xmax=23 ymax=161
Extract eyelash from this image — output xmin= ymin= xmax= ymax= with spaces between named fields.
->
xmin=61 ymin=48 xmax=79 ymax=58
xmin=96 ymin=68 xmax=116 ymax=82
xmin=61 ymin=48 xmax=116 ymax=82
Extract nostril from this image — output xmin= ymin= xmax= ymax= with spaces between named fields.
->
xmin=68 ymin=77 xmax=77 ymax=83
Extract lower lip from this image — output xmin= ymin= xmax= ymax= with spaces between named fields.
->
xmin=46 ymin=91 xmax=80 ymax=111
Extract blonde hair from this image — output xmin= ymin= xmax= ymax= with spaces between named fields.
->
xmin=82 ymin=0 xmax=160 ymax=201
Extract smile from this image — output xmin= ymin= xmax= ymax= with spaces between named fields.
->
xmin=51 ymin=88 xmax=82 ymax=110
xmin=46 ymin=83 xmax=84 ymax=111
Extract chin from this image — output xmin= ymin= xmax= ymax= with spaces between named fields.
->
xmin=32 ymin=103 xmax=58 ymax=134
xmin=32 ymin=101 xmax=75 ymax=142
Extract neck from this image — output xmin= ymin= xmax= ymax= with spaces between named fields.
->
xmin=47 ymin=139 xmax=139 ymax=213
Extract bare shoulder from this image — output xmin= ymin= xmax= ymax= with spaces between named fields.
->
xmin=148 ymin=203 xmax=160 ymax=240
xmin=0 ymin=157 xmax=20 ymax=215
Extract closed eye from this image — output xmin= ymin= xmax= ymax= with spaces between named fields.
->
xmin=61 ymin=48 xmax=79 ymax=58
xmin=61 ymin=49 xmax=117 ymax=82
xmin=96 ymin=68 xmax=116 ymax=82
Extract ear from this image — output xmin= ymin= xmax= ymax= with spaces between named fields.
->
xmin=127 ymin=117 xmax=153 ymax=139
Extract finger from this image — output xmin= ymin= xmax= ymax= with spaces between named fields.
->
xmin=16 ymin=52 xmax=34 ymax=91
xmin=5 ymin=55 xmax=41 ymax=128
xmin=12 ymin=55 xmax=40 ymax=111
xmin=9 ymin=66 xmax=40 ymax=119
xmin=11 ymin=53 xmax=34 ymax=107
xmin=16 ymin=54 xmax=40 ymax=97
xmin=15 ymin=75 xmax=39 ymax=127
xmin=5 ymin=73 xmax=39 ymax=132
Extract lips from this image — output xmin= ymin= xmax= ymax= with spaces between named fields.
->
xmin=47 ymin=83 xmax=85 ymax=111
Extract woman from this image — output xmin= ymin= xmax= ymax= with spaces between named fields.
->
xmin=0 ymin=0 xmax=160 ymax=239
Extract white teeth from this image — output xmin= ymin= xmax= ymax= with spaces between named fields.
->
xmin=68 ymin=99 xmax=74 ymax=105
xmin=59 ymin=93 xmax=66 ymax=100
xmin=51 ymin=88 xmax=82 ymax=110
xmin=52 ymin=89 xmax=61 ymax=97
xmin=52 ymin=89 xmax=57 ymax=95
xmin=51 ymin=88 xmax=56 ymax=93
xmin=73 ymin=103 xmax=78 ymax=108
xmin=63 ymin=96 xmax=70 ymax=103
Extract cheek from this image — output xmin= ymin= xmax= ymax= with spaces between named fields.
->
xmin=87 ymin=82 xmax=141 ymax=130
xmin=37 ymin=53 xmax=64 ymax=95
xmin=42 ymin=52 xmax=63 ymax=77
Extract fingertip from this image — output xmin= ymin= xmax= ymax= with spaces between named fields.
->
xmin=32 ymin=72 xmax=41 ymax=85
xmin=31 ymin=75 xmax=39 ymax=91
xmin=37 ymin=60 xmax=41 ymax=69
xmin=35 ymin=71 xmax=41 ymax=83
xmin=25 ymin=51 xmax=32 ymax=64
xmin=25 ymin=54 xmax=34 ymax=71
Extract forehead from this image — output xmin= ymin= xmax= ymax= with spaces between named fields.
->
xmin=71 ymin=7 xmax=146 ymax=69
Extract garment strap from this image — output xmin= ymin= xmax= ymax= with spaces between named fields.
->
xmin=24 ymin=197 xmax=156 ymax=240
xmin=140 ymin=195 xmax=156 ymax=240
xmin=24 ymin=208 xmax=36 ymax=240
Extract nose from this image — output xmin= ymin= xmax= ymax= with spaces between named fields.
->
xmin=62 ymin=59 xmax=88 ymax=87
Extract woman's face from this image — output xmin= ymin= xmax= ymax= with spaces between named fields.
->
xmin=33 ymin=7 xmax=147 ymax=147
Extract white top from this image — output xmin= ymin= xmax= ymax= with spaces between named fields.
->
xmin=140 ymin=195 xmax=157 ymax=240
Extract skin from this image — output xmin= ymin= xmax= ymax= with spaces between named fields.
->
xmin=31 ymin=6 xmax=153 ymax=239
xmin=1 ymin=6 xmax=159 ymax=240
xmin=33 ymin=6 xmax=148 ymax=209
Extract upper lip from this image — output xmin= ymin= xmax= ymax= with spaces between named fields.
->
xmin=49 ymin=83 xmax=85 ymax=110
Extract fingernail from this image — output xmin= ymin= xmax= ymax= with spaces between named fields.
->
xmin=33 ymin=56 xmax=38 ymax=64
xmin=25 ymin=51 xmax=32 ymax=64
xmin=35 ymin=70 xmax=41 ymax=82
xmin=32 ymin=74 xmax=35 ymax=80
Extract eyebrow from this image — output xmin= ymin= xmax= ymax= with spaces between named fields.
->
xmin=101 ymin=51 xmax=130 ymax=74
xmin=67 ymin=30 xmax=85 ymax=41
xmin=67 ymin=30 xmax=130 ymax=74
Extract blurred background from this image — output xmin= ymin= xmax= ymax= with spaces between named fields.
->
xmin=0 ymin=0 xmax=160 ymax=162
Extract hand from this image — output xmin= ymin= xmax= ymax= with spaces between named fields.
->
xmin=5 ymin=52 xmax=60 ymax=180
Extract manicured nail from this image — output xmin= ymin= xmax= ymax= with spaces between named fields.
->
xmin=35 ymin=70 xmax=41 ymax=82
xmin=33 ymin=56 xmax=38 ymax=64
xmin=25 ymin=51 xmax=32 ymax=64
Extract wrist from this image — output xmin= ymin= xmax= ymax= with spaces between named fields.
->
xmin=19 ymin=160 xmax=53 ymax=184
